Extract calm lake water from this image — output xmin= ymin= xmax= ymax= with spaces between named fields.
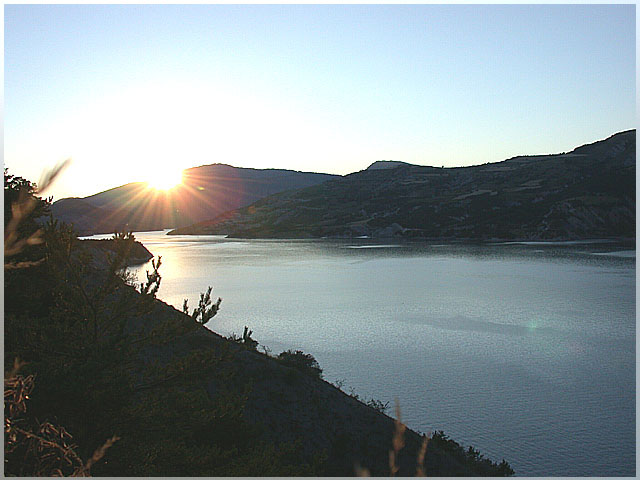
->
xmin=90 ymin=230 xmax=636 ymax=476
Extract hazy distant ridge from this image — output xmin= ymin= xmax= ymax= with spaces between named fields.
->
xmin=51 ymin=164 xmax=338 ymax=235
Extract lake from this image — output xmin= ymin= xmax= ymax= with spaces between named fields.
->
xmin=89 ymin=230 xmax=636 ymax=476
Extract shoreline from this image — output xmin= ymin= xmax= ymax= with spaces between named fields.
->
xmin=82 ymin=229 xmax=636 ymax=247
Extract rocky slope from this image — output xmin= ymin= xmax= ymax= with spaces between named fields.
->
xmin=51 ymin=164 xmax=337 ymax=235
xmin=169 ymin=130 xmax=635 ymax=240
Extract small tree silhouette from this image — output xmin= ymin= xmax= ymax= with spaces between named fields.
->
xmin=183 ymin=286 xmax=221 ymax=324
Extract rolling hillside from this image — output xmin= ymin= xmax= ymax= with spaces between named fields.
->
xmin=51 ymin=164 xmax=338 ymax=235
xmin=169 ymin=130 xmax=635 ymax=240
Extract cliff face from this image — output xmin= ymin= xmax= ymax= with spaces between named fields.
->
xmin=51 ymin=164 xmax=337 ymax=235
xmin=169 ymin=130 xmax=635 ymax=240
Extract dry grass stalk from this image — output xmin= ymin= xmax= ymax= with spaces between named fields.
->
xmin=5 ymin=191 xmax=44 ymax=258
xmin=5 ymin=358 xmax=84 ymax=476
xmin=4 ymin=158 xmax=70 ymax=267
xmin=11 ymin=424 xmax=85 ymax=472
xmin=6 ymin=360 xmax=119 ymax=477
xmin=82 ymin=435 xmax=120 ymax=474
xmin=37 ymin=159 xmax=72 ymax=194
xmin=415 ymin=434 xmax=430 ymax=476
xmin=5 ymin=161 xmax=119 ymax=475
xmin=356 ymin=398 xmax=429 ymax=477
xmin=5 ymin=358 xmax=119 ymax=476
xmin=7 ymin=356 xmax=28 ymax=378
xmin=388 ymin=398 xmax=406 ymax=476
xmin=5 ymin=258 xmax=46 ymax=269
xmin=4 ymin=373 xmax=34 ymax=422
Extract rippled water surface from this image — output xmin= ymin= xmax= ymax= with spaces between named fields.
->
xmin=110 ymin=231 xmax=634 ymax=476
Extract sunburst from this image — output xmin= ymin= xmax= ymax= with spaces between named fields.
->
xmin=146 ymin=168 xmax=183 ymax=191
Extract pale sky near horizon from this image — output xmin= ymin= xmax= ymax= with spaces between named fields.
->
xmin=4 ymin=4 xmax=636 ymax=200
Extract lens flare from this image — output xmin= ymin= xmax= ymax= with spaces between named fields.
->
xmin=146 ymin=169 xmax=183 ymax=191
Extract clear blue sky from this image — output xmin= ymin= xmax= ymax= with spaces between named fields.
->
xmin=4 ymin=4 xmax=636 ymax=200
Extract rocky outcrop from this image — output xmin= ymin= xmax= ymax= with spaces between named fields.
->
xmin=79 ymin=238 xmax=153 ymax=267
xmin=367 ymin=160 xmax=416 ymax=170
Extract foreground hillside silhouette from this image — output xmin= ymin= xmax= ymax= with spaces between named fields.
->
xmin=5 ymin=170 xmax=513 ymax=476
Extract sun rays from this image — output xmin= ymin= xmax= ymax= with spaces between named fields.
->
xmin=145 ymin=168 xmax=184 ymax=191
xmin=80 ymin=167 xmax=251 ymax=234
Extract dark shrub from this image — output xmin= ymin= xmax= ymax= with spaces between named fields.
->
xmin=277 ymin=350 xmax=322 ymax=378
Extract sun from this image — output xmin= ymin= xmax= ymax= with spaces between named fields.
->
xmin=146 ymin=168 xmax=183 ymax=191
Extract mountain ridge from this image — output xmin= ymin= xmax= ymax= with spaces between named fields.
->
xmin=168 ymin=130 xmax=635 ymax=240
xmin=51 ymin=164 xmax=338 ymax=235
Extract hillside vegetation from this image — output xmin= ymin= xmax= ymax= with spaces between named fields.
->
xmin=5 ymin=171 xmax=513 ymax=476
xmin=169 ymin=130 xmax=635 ymax=240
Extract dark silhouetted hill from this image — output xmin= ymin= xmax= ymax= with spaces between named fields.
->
xmin=51 ymin=164 xmax=338 ymax=235
xmin=169 ymin=130 xmax=635 ymax=240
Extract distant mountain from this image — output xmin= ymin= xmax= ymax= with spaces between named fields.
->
xmin=366 ymin=160 xmax=416 ymax=170
xmin=51 ymin=164 xmax=338 ymax=235
xmin=169 ymin=130 xmax=635 ymax=240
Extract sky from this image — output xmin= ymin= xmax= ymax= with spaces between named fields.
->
xmin=4 ymin=4 xmax=636 ymax=200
